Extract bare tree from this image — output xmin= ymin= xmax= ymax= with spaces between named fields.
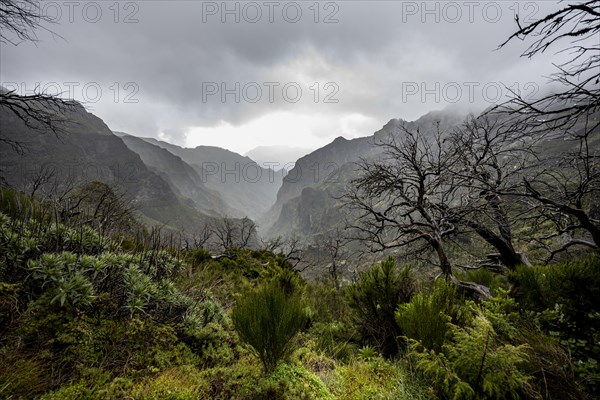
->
xmin=447 ymin=115 xmax=535 ymax=269
xmin=212 ymin=216 xmax=257 ymax=251
xmin=493 ymin=1 xmax=600 ymax=260
xmin=0 ymin=90 xmax=79 ymax=151
xmin=262 ymin=235 xmax=307 ymax=270
xmin=238 ymin=217 xmax=257 ymax=249
xmin=346 ymin=127 xmax=454 ymax=275
xmin=0 ymin=0 xmax=77 ymax=153
xmin=344 ymin=125 xmax=490 ymax=300
xmin=261 ymin=235 xmax=284 ymax=253
xmin=26 ymin=163 xmax=58 ymax=197
xmin=0 ymin=0 xmax=61 ymax=44
xmin=314 ymin=228 xmax=351 ymax=290
xmin=494 ymin=0 xmax=600 ymax=136
xmin=281 ymin=235 xmax=305 ymax=269
xmin=521 ymin=120 xmax=600 ymax=257
xmin=62 ymin=181 xmax=137 ymax=236
xmin=212 ymin=217 xmax=236 ymax=251
xmin=191 ymin=222 xmax=213 ymax=249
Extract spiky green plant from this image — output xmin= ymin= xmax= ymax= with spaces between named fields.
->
xmin=232 ymin=280 xmax=307 ymax=373
xmin=346 ymin=257 xmax=416 ymax=357
xmin=396 ymin=279 xmax=462 ymax=352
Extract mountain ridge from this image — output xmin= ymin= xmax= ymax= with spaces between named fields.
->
xmin=0 ymin=100 xmax=216 ymax=236
xmin=125 ymin=136 xmax=284 ymax=221
xmin=261 ymin=108 xmax=470 ymax=239
xmin=116 ymin=133 xmax=243 ymax=218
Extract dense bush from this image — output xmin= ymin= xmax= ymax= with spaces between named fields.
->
xmin=409 ymin=313 xmax=531 ymax=399
xmin=510 ymin=258 xmax=600 ymax=314
xmin=346 ymin=257 xmax=416 ymax=357
xmin=518 ymin=327 xmax=586 ymax=400
xmin=510 ymin=258 xmax=600 ymax=392
xmin=0 ymin=209 xmax=232 ymax=398
xmin=311 ymin=321 xmax=357 ymax=362
xmin=258 ymin=363 xmax=335 ymax=400
xmin=306 ymin=280 xmax=350 ymax=323
xmin=456 ymin=268 xmax=509 ymax=295
xmin=396 ymin=280 xmax=466 ymax=352
xmin=232 ymin=278 xmax=308 ymax=373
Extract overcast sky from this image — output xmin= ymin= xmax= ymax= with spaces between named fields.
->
xmin=1 ymin=1 xmax=572 ymax=155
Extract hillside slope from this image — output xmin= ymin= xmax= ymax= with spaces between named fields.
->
xmin=0 ymin=100 xmax=214 ymax=235
xmin=137 ymin=137 xmax=284 ymax=221
xmin=117 ymin=133 xmax=241 ymax=218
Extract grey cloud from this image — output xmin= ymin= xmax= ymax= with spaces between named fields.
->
xmin=0 ymin=1 xmax=583 ymax=149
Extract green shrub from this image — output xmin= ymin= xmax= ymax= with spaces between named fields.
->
xmin=0 ymin=187 xmax=44 ymax=221
xmin=346 ymin=257 xmax=416 ymax=357
xmin=510 ymin=257 xmax=600 ymax=314
xmin=20 ymin=250 xmax=190 ymax=321
xmin=181 ymin=320 xmax=235 ymax=367
xmin=130 ymin=366 xmax=206 ymax=400
xmin=258 ymin=363 xmax=335 ymax=400
xmin=396 ymin=280 xmax=465 ymax=352
xmin=480 ymin=288 xmax=520 ymax=340
xmin=457 ymin=268 xmax=508 ymax=295
xmin=0 ymin=201 xmax=243 ymax=397
xmin=334 ymin=356 xmax=429 ymax=400
xmin=15 ymin=309 xmax=198 ymax=384
xmin=37 ymin=375 xmax=133 ymax=400
xmin=191 ymin=248 xmax=212 ymax=264
xmin=306 ymin=281 xmax=350 ymax=323
xmin=232 ymin=279 xmax=307 ymax=373
xmin=518 ymin=327 xmax=586 ymax=400
xmin=0 ymin=282 xmax=20 ymax=334
xmin=510 ymin=258 xmax=600 ymax=392
xmin=410 ymin=313 xmax=531 ymax=399
xmin=311 ymin=321 xmax=357 ymax=362
xmin=357 ymin=345 xmax=378 ymax=361
xmin=0 ymin=353 xmax=50 ymax=399
xmin=193 ymin=356 xmax=263 ymax=399
xmin=184 ymin=357 xmax=334 ymax=400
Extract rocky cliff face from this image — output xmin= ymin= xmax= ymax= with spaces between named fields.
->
xmin=262 ymin=109 xmax=468 ymax=240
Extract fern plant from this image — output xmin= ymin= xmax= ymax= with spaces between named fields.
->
xmin=409 ymin=313 xmax=531 ymax=399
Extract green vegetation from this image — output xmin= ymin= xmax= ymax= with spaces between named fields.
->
xmin=509 ymin=260 xmax=600 ymax=393
xmin=408 ymin=313 xmax=531 ymax=399
xmin=346 ymin=257 xmax=416 ymax=357
xmin=0 ymin=186 xmax=599 ymax=399
xmin=232 ymin=277 xmax=307 ymax=372
xmin=396 ymin=280 xmax=463 ymax=352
